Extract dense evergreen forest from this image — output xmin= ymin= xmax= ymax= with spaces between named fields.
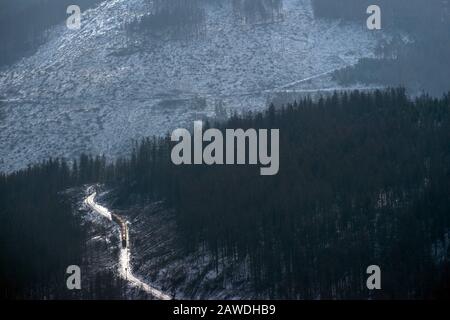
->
xmin=1 ymin=89 xmax=449 ymax=298
xmin=311 ymin=0 xmax=443 ymax=26
xmin=0 ymin=0 xmax=102 ymax=67
xmin=311 ymin=0 xmax=450 ymax=95
xmin=0 ymin=159 xmax=83 ymax=299
xmin=0 ymin=155 xmax=130 ymax=299
xmin=127 ymin=0 xmax=206 ymax=40
xmin=127 ymin=0 xmax=284 ymax=40
xmin=231 ymin=0 xmax=283 ymax=24
xmin=113 ymin=89 xmax=450 ymax=298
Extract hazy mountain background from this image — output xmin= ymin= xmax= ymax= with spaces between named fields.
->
xmin=0 ymin=0 xmax=380 ymax=173
xmin=1 ymin=0 xmax=450 ymax=300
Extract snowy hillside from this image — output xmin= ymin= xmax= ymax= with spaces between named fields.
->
xmin=0 ymin=0 xmax=381 ymax=172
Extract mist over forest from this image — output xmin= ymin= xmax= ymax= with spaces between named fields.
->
xmin=1 ymin=0 xmax=449 ymax=300
xmin=312 ymin=0 xmax=450 ymax=95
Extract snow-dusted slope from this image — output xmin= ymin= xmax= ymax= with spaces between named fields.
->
xmin=85 ymin=190 xmax=171 ymax=300
xmin=0 ymin=0 xmax=380 ymax=172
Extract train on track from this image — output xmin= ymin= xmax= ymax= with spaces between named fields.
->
xmin=111 ymin=213 xmax=128 ymax=248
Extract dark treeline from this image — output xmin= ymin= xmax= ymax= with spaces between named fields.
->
xmin=232 ymin=0 xmax=284 ymax=24
xmin=109 ymin=89 xmax=450 ymax=298
xmin=311 ymin=0 xmax=445 ymax=29
xmin=311 ymin=0 xmax=450 ymax=95
xmin=0 ymin=0 xmax=102 ymax=68
xmin=0 ymin=159 xmax=83 ymax=299
xmin=1 ymin=89 xmax=450 ymax=298
xmin=127 ymin=0 xmax=285 ymax=41
xmin=0 ymin=154 xmax=131 ymax=299
xmin=127 ymin=0 xmax=206 ymax=40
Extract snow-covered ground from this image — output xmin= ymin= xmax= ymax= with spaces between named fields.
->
xmin=78 ymin=185 xmax=258 ymax=299
xmin=84 ymin=189 xmax=171 ymax=300
xmin=0 ymin=0 xmax=382 ymax=173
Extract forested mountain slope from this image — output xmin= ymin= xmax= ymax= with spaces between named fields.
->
xmin=111 ymin=88 xmax=450 ymax=298
xmin=311 ymin=0 xmax=450 ymax=95
xmin=0 ymin=0 xmax=380 ymax=173
xmin=3 ymin=89 xmax=448 ymax=298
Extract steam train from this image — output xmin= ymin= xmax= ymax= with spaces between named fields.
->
xmin=111 ymin=213 xmax=128 ymax=249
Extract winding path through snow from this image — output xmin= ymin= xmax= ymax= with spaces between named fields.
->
xmin=84 ymin=190 xmax=171 ymax=300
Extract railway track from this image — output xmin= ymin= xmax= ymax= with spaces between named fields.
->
xmin=84 ymin=189 xmax=171 ymax=300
